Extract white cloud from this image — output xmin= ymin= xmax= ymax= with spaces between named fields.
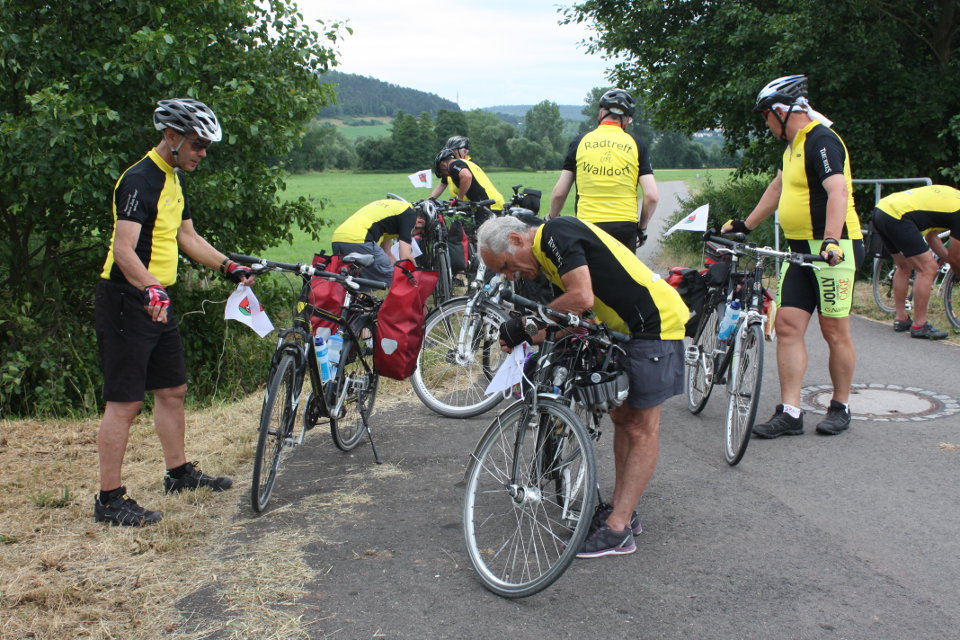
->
xmin=296 ymin=0 xmax=614 ymax=109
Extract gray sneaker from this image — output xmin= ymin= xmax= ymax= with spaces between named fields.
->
xmin=752 ymin=405 xmax=804 ymax=439
xmin=576 ymin=524 xmax=636 ymax=558
xmin=592 ymin=502 xmax=642 ymax=536
xmin=910 ymin=322 xmax=948 ymax=340
xmin=816 ymin=400 xmax=851 ymax=435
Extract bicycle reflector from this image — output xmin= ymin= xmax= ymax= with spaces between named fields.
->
xmin=571 ymin=370 xmax=629 ymax=412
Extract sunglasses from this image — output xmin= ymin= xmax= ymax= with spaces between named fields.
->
xmin=189 ymin=138 xmax=212 ymax=151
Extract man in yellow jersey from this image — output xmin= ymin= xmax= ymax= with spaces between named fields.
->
xmin=547 ymin=89 xmax=659 ymax=251
xmin=431 ymin=136 xmax=504 ymax=224
xmin=871 ymin=184 xmax=960 ymax=339
xmin=724 ymin=75 xmax=864 ymax=438
xmin=94 ymin=99 xmax=254 ymax=526
xmin=477 ymin=215 xmax=688 ymax=559
xmin=331 ymin=198 xmax=428 ymax=282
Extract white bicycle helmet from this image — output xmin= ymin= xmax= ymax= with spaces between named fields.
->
xmin=153 ymin=98 xmax=222 ymax=142
xmin=753 ymin=75 xmax=807 ymax=113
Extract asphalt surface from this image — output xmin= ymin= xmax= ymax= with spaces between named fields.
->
xmin=178 ymin=183 xmax=960 ymax=639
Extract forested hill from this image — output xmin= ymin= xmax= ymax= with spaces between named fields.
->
xmin=318 ymin=71 xmax=460 ymax=117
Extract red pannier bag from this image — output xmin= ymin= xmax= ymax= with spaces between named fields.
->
xmin=374 ymin=259 xmax=439 ymax=380
xmin=309 ymin=253 xmax=347 ymax=334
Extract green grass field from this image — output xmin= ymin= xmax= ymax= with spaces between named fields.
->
xmin=317 ymin=117 xmax=392 ymax=141
xmin=267 ymin=168 xmax=734 ymax=263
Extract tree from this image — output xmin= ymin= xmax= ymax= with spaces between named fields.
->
xmin=523 ymin=100 xmax=565 ymax=153
xmin=0 ymin=0 xmax=345 ymax=414
xmin=563 ymin=0 xmax=960 ymax=182
xmin=464 ymin=109 xmax=518 ymax=166
xmin=434 ymin=109 xmax=470 ymax=150
xmin=288 ymin=122 xmax=357 ymax=172
xmin=389 ymin=110 xmax=435 ymax=171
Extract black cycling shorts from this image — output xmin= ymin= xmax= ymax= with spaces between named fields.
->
xmin=871 ymin=208 xmax=934 ymax=258
xmin=592 ymin=220 xmax=638 ymax=252
xmin=94 ymin=279 xmax=186 ymax=402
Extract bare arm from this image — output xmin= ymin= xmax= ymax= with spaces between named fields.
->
xmin=638 ymin=173 xmax=659 ymax=230
xmin=548 ymin=170 xmax=575 ymax=219
xmin=925 ymin=230 xmax=949 ymax=261
xmin=113 ymin=219 xmax=167 ymax=323
xmin=550 ymin=265 xmax=595 ymax=314
xmin=429 ymin=182 xmax=446 ymax=199
xmin=724 ymin=171 xmax=783 ymax=232
xmin=177 ymin=219 xmax=255 ymax=284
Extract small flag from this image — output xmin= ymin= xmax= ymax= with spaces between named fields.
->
xmin=663 ymin=203 xmax=709 ymax=236
xmin=407 ymin=169 xmax=433 ymax=189
xmin=224 ymin=284 xmax=274 ymax=337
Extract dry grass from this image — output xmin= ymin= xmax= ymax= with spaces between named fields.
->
xmin=0 ymin=373 xmax=422 ymax=639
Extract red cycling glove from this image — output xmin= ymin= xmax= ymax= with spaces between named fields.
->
xmin=220 ymin=259 xmax=252 ymax=283
xmin=143 ymin=284 xmax=170 ymax=309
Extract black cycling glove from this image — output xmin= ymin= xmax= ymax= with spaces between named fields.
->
xmin=499 ymin=316 xmax=534 ymax=348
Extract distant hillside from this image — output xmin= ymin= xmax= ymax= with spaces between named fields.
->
xmin=484 ymin=105 xmax=587 ymax=122
xmin=319 ymin=71 xmax=460 ymax=118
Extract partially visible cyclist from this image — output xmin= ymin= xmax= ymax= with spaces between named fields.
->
xmin=547 ymin=88 xmax=659 ymax=251
xmin=94 ymin=98 xmax=253 ymax=526
xmin=430 ymin=136 xmax=504 ymax=225
xmin=476 ymin=215 xmax=688 ymax=559
xmin=331 ymin=198 xmax=429 ymax=282
xmin=871 ymin=185 xmax=960 ymax=339
xmin=723 ymin=74 xmax=864 ymax=438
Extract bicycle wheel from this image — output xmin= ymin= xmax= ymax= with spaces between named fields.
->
xmin=431 ymin=248 xmax=453 ymax=307
xmin=943 ymin=269 xmax=959 ymax=330
xmin=251 ymin=353 xmax=297 ymax=512
xmin=872 ymin=256 xmax=897 ymax=314
xmin=329 ymin=317 xmax=379 ymax=451
xmin=463 ymin=398 xmax=597 ymax=598
xmin=723 ymin=322 xmax=764 ymax=466
xmin=411 ymin=298 xmax=509 ymax=418
xmin=686 ymin=303 xmax=721 ymax=414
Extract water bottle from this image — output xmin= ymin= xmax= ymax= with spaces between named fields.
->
xmin=327 ymin=331 xmax=344 ymax=379
xmin=314 ymin=328 xmax=331 ymax=383
xmin=717 ymin=300 xmax=742 ymax=342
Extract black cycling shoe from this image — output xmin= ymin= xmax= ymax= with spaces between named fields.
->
xmin=815 ymin=400 xmax=851 ymax=435
xmin=94 ymin=489 xmax=162 ymax=526
xmin=910 ymin=322 xmax=948 ymax=340
xmin=163 ymin=462 xmax=233 ymax=494
xmin=893 ymin=316 xmax=912 ymax=332
xmin=752 ymin=405 xmax=804 ymax=439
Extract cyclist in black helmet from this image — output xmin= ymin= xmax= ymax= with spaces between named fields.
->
xmin=548 ymin=88 xmax=658 ymax=251
xmin=93 ymin=99 xmax=253 ymax=526
xmin=723 ymin=75 xmax=864 ymax=439
xmin=430 ymin=137 xmax=504 ymax=221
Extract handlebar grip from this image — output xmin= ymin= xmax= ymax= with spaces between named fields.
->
xmin=499 ymin=287 xmax=537 ymax=311
xmin=228 ymin=253 xmax=263 ymax=265
xmin=800 ymin=253 xmax=827 ymax=263
xmin=352 ymin=277 xmax=390 ymax=290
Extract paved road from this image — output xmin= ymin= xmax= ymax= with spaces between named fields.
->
xmin=179 ymin=183 xmax=960 ymax=639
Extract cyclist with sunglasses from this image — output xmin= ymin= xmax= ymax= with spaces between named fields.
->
xmin=93 ymin=99 xmax=254 ymax=526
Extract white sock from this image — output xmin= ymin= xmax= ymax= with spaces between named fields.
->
xmin=782 ymin=404 xmax=802 ymax=419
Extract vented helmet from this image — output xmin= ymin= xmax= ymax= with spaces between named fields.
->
xmin=415 ymin=199 xmax=438 ymax=230
xmin=153 ymin=98 xmax=222 ymax=142
xmin=599 ymin=89 xmax=635 ymax=117
xmin=433 ymin=148 xmax=456 ymax=177
xmin=445 ymin=135 xmax=469 ymax=150
xmin=753 ymin=75 xmax=807 ymax=113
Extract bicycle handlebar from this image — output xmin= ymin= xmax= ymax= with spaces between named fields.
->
xmin=499 ymin=287 xmax=631 ymax=343
xmin=227 ymin=253 xmax=390 ymax=291
xmin=703 ymin=232 xmax=826 ymax=266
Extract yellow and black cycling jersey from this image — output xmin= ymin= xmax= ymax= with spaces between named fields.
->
xmin=531 ymin=217 xmax=688 ymax=339
xmin=443 ymin=157 xmax=504 ymax=211
xmin=875 ymin=184 xmax=960 ymax=236
xmin=778 ymin=121 xmax=862 ymax=241
xmin=561 ymin=123 xmax=653 ymax=224
xmin=332 ymin=199 xmax=418 ymax=245
xmin=100 ymin=148 xmax=189 ymax=287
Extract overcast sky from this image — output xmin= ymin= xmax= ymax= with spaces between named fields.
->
xmin=296 ymin=0 xmax=616 ymax=110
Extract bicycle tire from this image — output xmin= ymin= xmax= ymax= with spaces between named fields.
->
xmin=431 ymin=248 xmax=452 ymax=308
xmin=251 ymin=353 xmax=297 ymax=512
xmin=943 ymin=269 xmax=959 ymax=330
xmin=686 ymin=303 xmax=722 ymax=415
xmin=723 ymin=322 xmax=763 ymax=466
xmin=463 ymin=398 xmax=597 ymax=598
xmin=329 ymin=317 xmax=379 ymax=451
xmin=872 ymin=256 xmax=897 ymax=315
xmin=411 ymin=297 xmax=509 ymax=418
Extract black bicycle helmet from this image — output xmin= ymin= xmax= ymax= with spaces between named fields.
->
xmin=599 ymin=89 xmax=635 ymax=117
xmin=445 ymin=135 xmax=469 ymax=150
xmin=753 ymin=75 xmax=807 ymax=113
xmin=433 ymin=148 xmax=456 ymax=177
xmin=153 ymin=98 xmax=222 ymax=142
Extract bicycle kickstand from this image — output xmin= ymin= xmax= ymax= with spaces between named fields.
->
xmin=359 ymin=404 xmax=382 ymax=464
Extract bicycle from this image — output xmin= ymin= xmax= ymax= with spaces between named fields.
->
xmin=871 ymin=230 xmax=958 ymax=329
xmin=228 ymin=252 xmax=389 ymax=512
xmin=462 ymin=287 xmax=630 ymax=598
xmin=684 ymin=233 xmax=825 ymax=466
